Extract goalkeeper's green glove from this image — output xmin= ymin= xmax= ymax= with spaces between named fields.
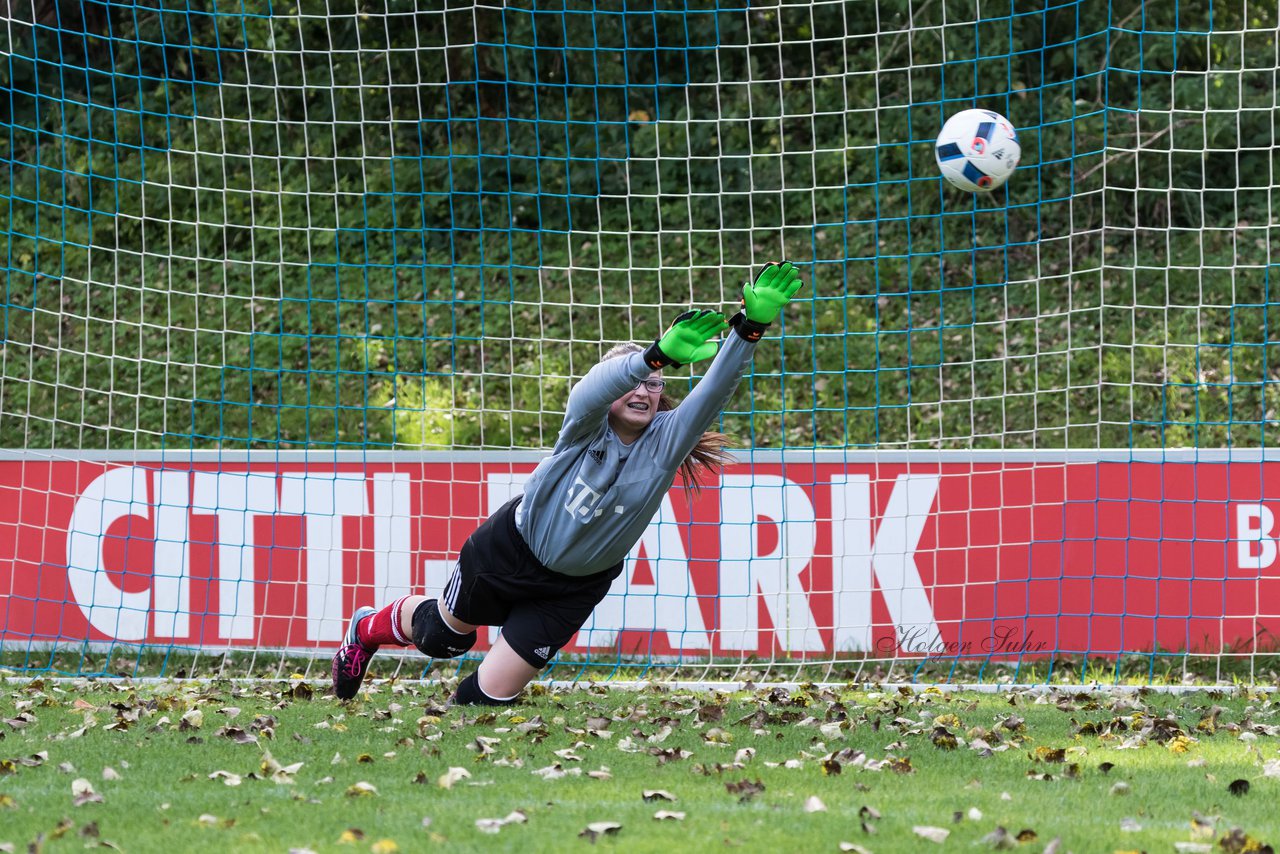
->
xmin=642 ymin=309 xmax=729 ymax=369
xmin=729 ymin=261 xmax=804 ymax=342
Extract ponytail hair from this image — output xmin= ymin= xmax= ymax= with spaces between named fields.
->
xmin=601 ymin=342 xmax=734 ymax=495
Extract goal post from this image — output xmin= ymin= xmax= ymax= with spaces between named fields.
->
xmin=2 ymin=1 xmax=1278 ymax=683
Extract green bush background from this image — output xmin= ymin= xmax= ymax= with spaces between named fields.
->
xmin=3 ymin=0 xmax=1277 ymax=452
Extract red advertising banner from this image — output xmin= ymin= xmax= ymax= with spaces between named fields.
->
xmin=1 ymin=454 xmax=1278 ymax=659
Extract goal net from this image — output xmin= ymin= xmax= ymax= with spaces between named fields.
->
xmin=2 ymin=0 xmax=1277 ymax=684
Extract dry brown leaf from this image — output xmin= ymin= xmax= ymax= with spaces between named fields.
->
xmin=208 ymin=770 xmax=242 ymax=787
xmin=913 ymin=826 xmax=949 ymax=844
xmin=437 ymin=767 xmax=471 ymax=789
xmin=725 ymin=779 xmax=765 ymax=802
xmin=71 ymin=778 xmax=103 ymax=806
xmin=579 ymin=821 xmax=622 ymax=842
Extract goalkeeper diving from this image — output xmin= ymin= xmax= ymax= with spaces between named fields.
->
xmin=332 ymin=262 xmax=805 ymax=705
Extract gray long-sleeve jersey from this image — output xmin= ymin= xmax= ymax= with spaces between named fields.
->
xmin=515 ymin=332 xmax=757 ymax=576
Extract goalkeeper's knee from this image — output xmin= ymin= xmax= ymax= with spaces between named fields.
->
xmin=453 ymin=671 xmax=519 ymax=706
xmin=410 ymin=599 xmax=477 ymax=659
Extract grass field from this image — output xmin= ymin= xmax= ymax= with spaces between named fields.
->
xmin=2 ymin=677 xmax=1279 ymax=853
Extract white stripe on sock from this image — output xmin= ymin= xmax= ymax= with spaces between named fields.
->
xmin=389 ymin=596 xmax=411 ymax=646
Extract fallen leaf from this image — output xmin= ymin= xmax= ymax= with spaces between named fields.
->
xmin=345 ymin=781 xmax=378 ymax=797
xmin=474 ymin=811 xmax=527 ymax=834
xmin=215 ymin=726 xmax=257 ymax=745
xmin=101 ymin=767 xmax=121 ymax=781
xmin=803 ymin=796 xmax=827 ymax=813
xmin=437 ymin=767 xmax=471 ymax=789
xmin=913 ymin=826 xmax=949 ymax=844
xmin=1219 ymin=827 xmax=1267 ymax=853
xmin=653 ymin=811 xmax=686 ymax=821
xmin=71 ymin=778 xmax=103 ymax=806
xmin=579 ymin=821 xmax=621 ymax=842
xmin=978 ymin=826 xmax=1015 ymax=849
xmin=642 ymin=790 xmax=676 ymax=802
xmin=1034 ymin=747 xmax=1066 ymax=763
xmin=260 ymin=750 xmax=304 ymax=784
xmin=725 ymin=779 xmax=765 ymax=802
xmin=370 ymin=841 xmax=398 ymax=854
xmin=1227 ymin=779 xmax=1250 ymax=796
xmin=208 ymin=770 xmax=242 ymax=787
xmin=532 ymin=763 xmax=577 ymax=780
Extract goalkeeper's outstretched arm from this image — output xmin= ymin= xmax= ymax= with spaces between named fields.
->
xmin=655 ymin=262 xmax=805 ymax=462
xmin=558 ymin=308 xmax=728 ymax=447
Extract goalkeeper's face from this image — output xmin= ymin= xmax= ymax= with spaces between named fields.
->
xmin=608 ymin=371 xmax=663 ymax=443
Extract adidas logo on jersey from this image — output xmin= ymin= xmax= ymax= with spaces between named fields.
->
xmin=533 ymin=646 xmax=552 ymax=661
xmin=587 ymin=448 xmax=605 ymax=465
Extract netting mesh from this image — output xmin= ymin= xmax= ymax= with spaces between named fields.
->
xmin=2 ymin=1 xmax=1279 ymax=683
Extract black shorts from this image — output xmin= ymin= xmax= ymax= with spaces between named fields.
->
xmin=441 ymin=497 xmax=623 ymax=669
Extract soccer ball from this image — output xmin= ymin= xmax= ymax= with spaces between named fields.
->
xmin=935 ymin=109 xmax=1021 ymax=192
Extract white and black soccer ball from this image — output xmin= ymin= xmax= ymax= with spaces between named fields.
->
xmin=935 ymin=109 xmax=1021 ymax=192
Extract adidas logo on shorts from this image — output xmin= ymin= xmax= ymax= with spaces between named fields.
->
xmin=533 ymin=646 xmax=552 ymax=661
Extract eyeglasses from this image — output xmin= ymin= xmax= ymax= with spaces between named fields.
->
xmin=636 ymin=379 xmax=666 ymax=393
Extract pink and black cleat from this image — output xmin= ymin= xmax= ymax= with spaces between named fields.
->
xmin=331 ymin=606 xmax=377 ymax=700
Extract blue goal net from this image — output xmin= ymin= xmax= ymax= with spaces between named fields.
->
xmin=2 ymin=0 xmax=1278 ymax=684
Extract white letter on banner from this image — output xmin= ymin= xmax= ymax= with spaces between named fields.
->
xmin=373 ymin=473 xmax=413 ymax=601
xmin=830 ymin=474 xmax=942 ymax=652
xmin=718 ymin=474 xmax=823 ymax=652
xmin=192 ymin=472 xmax=278 ymax=640
xmin=151 ymin=471 xmax=192 ymax=639
xmin=67 ymin=467 xmax=151 ymax=640
xmin=280 ymin=473 xmax=368 ymax=642
xmin=1237 ymin=503 xmax=1277 ymax=570
xmin=583 ymin=494 xmax=711 ymax=650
